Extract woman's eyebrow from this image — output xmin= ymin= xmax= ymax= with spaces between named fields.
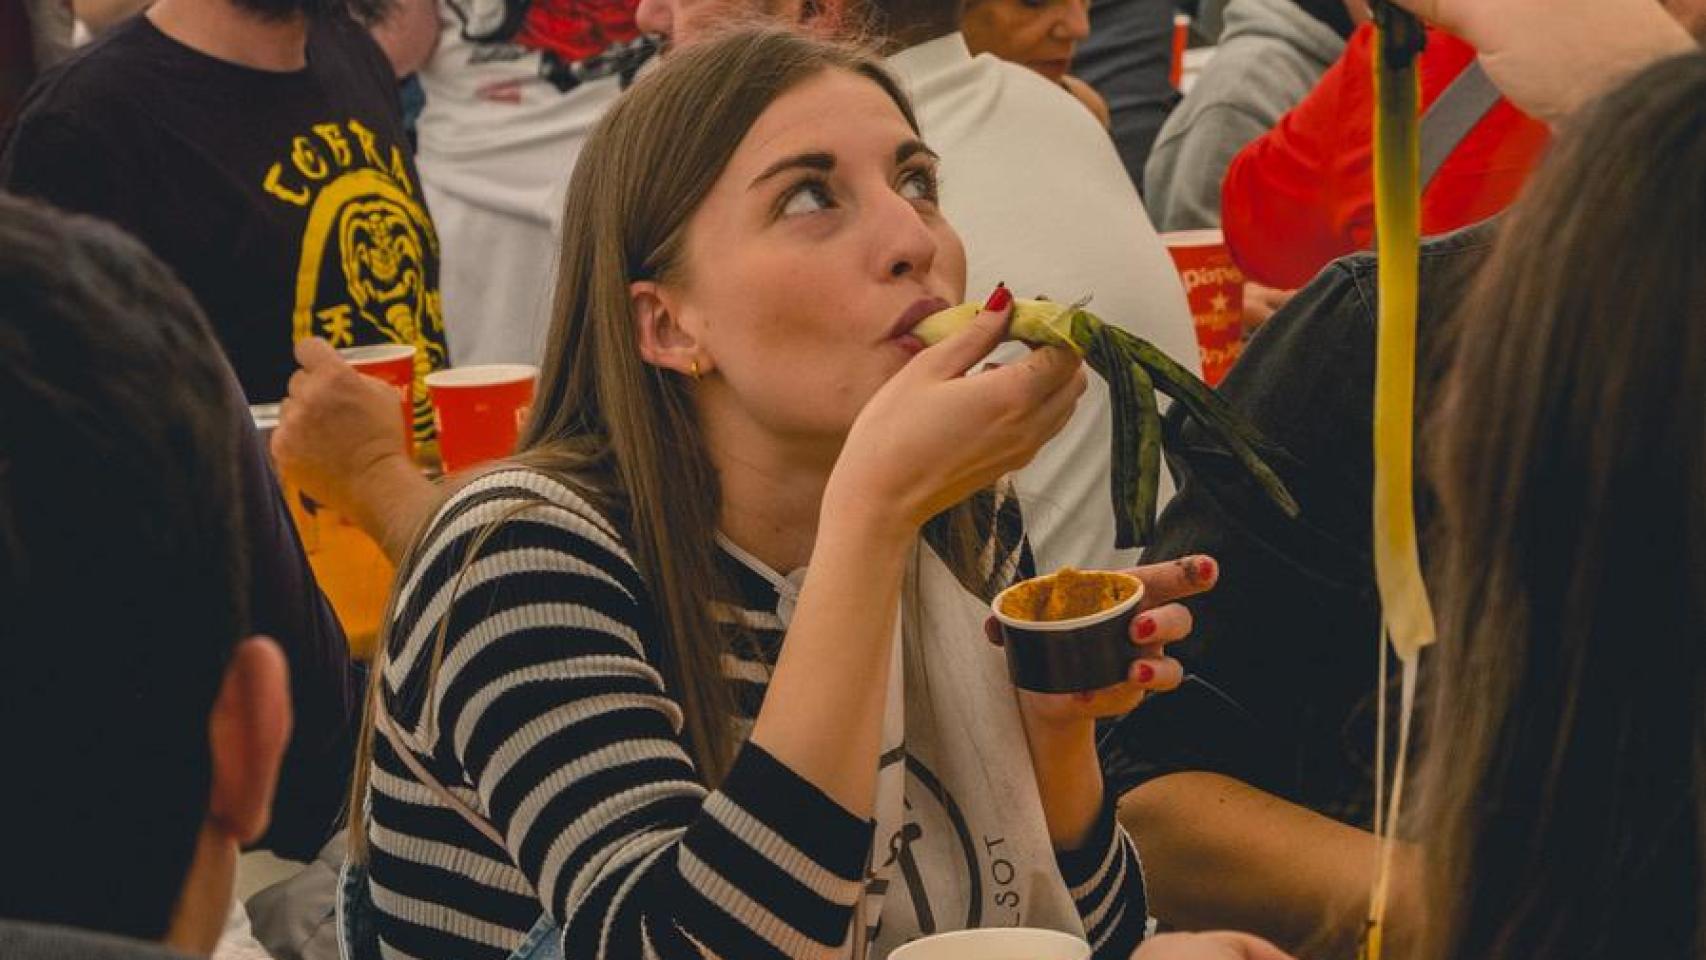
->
xmin=895 ymin=139 xmax=939 ymax=165
xmin=749 ymin=151 xmax=836 ymax=189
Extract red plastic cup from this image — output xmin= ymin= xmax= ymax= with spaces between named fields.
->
xmin=1161 ymin=228 xmax=1246 ymax=386
xmin=426 ymin=364 xmax=538 ymax=473
xmin=338 ymin=343 xmax=415 ymax=451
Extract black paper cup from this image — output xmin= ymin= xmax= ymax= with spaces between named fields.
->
xmin=991 ymin=572 xmax=1145 ymax=693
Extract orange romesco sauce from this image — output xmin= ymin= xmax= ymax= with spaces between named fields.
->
xmin=1001 ymin=568 xmax=1137 ymax=622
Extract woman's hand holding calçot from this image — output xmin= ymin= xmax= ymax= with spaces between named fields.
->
xmin=826 ymin=284 xmax=1087 ymax=538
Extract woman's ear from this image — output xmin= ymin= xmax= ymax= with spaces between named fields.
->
xmin=631 ymin=280 xmax=709 ymax=377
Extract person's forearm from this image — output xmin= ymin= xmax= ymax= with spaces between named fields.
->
xmin=347 ymin=453 xmax=440 ymax=563
xmin=747 ymin=499 xmax=912 ymax=819
xmin=1120 ymin=772 xmax=1419 ymax=955
xmin=1021 ymin=715 xmax=1105 ymax=850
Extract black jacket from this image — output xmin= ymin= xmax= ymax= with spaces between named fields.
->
xmin=1100 ymin=222 xmax=1495 ymax=828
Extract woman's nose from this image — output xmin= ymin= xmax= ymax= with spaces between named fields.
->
xmin=876 ymin=196 xmax=938 ymax=281
xmin=1053 ymin=0 xmax=1090 ymax=41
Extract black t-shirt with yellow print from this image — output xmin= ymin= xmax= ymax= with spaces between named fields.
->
xmin=1 ymin=12 xmax=449 ymax=439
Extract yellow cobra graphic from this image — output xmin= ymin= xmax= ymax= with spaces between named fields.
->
xmin=1365 ymin=5 xmax=1434 ymax=958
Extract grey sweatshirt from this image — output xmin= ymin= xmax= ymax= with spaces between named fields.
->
xmin=1143 ymin=0 xmax=1345 ymax=232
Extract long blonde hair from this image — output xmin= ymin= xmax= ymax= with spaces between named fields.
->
xmin=348 ymin=26 xmax=1002 ymax=859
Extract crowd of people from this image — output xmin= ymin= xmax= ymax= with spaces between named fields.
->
xmin=1 ymin=0 xmax=1704 ymax=959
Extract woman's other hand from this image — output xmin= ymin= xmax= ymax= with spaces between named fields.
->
xmin=991 ymin=554 xmax=1218 ymax=728
xmin=827 ymin=286 xmax=1087 ymax=536
xmin=1131 ymin=931 xmax=1296 ymax=960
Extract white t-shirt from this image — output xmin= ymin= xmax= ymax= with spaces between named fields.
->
xmin=887 ymin=34 xmax=1202 ymax=573
xmin=414 ymin=1 xmax=647 ymax=219
xmin=413 ymin=2 xmax=649 ymax=365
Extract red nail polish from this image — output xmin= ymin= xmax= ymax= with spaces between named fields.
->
xmin=1136 ymin=663 xmax=1155 ymax=684
xmin=983 ymin=281 xmax=1012 ymax=313
xmin=1135 ymin=616 xmax=1156 ymax=640
xmin=1196 ymin=557 xmax=1216 ymax=582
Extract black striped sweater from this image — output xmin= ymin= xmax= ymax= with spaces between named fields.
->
xmin=364 ymin=468 xmax=1147 ymax=959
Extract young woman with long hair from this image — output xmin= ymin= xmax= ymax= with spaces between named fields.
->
xmin=340 ymin=27 xmax=1220 ymax=960
xmin=1421 ymin=51 xmax=1706 ymax=960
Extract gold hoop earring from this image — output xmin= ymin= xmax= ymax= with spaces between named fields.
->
xmin=689 ymin=359 xmax=701 ymax=381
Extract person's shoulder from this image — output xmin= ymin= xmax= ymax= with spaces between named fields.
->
xmin=1332 ymin=218 xmax=1499 ymax=301
xmin=437 ymin=467 xmax=622 ymax=537
xmin=9 ymin=18 xmax=154 ymax=133
xmin=982 ymin=55 xmax=1110 ymax=139
xmin=0 ymin=920 xmax=194 ymax=960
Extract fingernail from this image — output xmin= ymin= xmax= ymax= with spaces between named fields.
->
xmin=1135 ymin=615 xmax=1157 ymax=640
xmin=1188 ymin=556 xmax=1215 ymax=583
xmin=1136 ymin=663 xmax=1155 ymax=684
xmin=983 ymin=281 xmax=1012 ymax=313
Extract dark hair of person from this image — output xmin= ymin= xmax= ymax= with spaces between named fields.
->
xmin=0 ymin=193 xmax=248 ymax=940
xmin=1421 ymin=53 xmax=1706 ymax=960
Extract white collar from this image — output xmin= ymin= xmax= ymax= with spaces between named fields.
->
xmin=884 ymin=31 xmax=974 ymax=85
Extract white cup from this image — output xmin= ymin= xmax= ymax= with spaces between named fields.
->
xmin=887 ymin=928 xmax=1092 ymax=960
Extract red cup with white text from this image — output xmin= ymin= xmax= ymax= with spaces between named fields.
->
xmin=426 ymin=364 xmax=538 ymax=473
xmin=1161 ymin=228 xmax=1246 ymax=386
xmin=338 ymin=343 xmax=416 ymax=454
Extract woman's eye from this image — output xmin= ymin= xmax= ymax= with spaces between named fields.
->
xmin=899 ymin=168 xmax=939 ymax=203
xmin=779 ymin=181 xmax=834 ymax=218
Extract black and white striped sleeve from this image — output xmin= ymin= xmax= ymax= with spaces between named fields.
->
xmin=1055 ymin=797 xmax=1149 ymax=959
xmin=394 ymin=475 xmax=872 ymax=960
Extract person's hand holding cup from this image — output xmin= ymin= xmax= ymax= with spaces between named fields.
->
xmin=272 ymin=337 xmax=415 ymax=527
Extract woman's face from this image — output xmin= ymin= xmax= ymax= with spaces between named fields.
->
xmin=962 ymin=0 xmax=1092 ymax=83
xmin=647 ymin=69 xmax=968 ymax=453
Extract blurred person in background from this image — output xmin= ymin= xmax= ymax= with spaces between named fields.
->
xmin=0 ymin=194 xmax=292 ymax=960
xmin=1143 ymin=0 xmax=1359 ymax=233
xmin=373 ymin=0 xmax=654 ymax=368
xmin=0 ymin=0 xmax=452 ymax=446
xmin=1217 ymin=11 xmax=1550 ymax=290
xmin=960 ymin=0 xmax=1111 ymax=126
xmin=1070 ymin=0 xmax=1177 ymax=192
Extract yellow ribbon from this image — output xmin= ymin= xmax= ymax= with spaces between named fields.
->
xmin=1366 ymin=10 xmax=1436 ymax=958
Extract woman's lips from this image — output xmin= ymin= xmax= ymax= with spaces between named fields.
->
xmin=887 ymin=296 xmax=951 ymax=350
xmin=891 ymin=333 xmax=926 ymax=356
